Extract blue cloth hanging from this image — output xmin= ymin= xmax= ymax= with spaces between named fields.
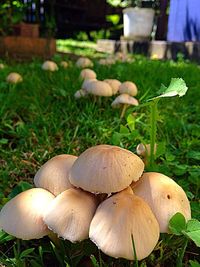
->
xmin=167 ymin=0 xmax=200 ymax=42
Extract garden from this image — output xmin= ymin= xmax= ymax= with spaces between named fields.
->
xmin=0 ymin=0 xmax=200 ymax=267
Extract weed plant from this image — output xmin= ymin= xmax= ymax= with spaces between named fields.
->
xmin=0 ymin=54 xmax=199 ymax=266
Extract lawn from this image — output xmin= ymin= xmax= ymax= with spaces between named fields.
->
xmin=0 ymin=48 xmax=199 ymax=266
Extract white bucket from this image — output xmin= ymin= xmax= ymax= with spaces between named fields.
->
xmin=123 ymin=7 xmax=155 ymax=40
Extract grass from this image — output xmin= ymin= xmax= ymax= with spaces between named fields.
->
xmin=0 ymin=49 xmax=200 ymax=266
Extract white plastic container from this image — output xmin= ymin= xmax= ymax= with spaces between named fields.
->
xmin=123 ymin=7 xmax=155 ymax=40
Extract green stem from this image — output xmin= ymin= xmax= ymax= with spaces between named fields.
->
xmin=176 ymin=238 xmax=188 ymax=267
xmin=149 ymin=99 xmax=159 ymax=168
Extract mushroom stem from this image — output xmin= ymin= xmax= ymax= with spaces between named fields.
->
xmin=120 ymin=104 xmax=128 ymax=118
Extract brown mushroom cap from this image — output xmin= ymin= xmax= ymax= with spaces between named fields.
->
xmin=34 ymin=154 xmax=77 ymax=196
xmin=0 ymin=188 xmax=55 ymax=240
xmin=104 ymin=79 xmax=121 ymax=95
xmin=119 ymin=81 xmax=138 ymax=96
xmin=42 ymin=61 xmax=58 ymax=71
xmin=44 ymin=188 xmax=99 ymax=242
xmin=6 ymin=72 xmax=23 ymax=84
xmin=111 ymin=93 xmax=139 ymax=108
xmin=86 ymin=80 xmax=113 ymax=97
xmin=89 ymin=187 xmax=159 ymax=260
xmin=69 ymin=144 xmax=144 ymax=194
xmin=76 ymin=57 xmax=93 ymax=68
xmin=131 ymin=172 xmax=191 ymax=233
xmin=80 ymin=69 xmax=97 ymax=80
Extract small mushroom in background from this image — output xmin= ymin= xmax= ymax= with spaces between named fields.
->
xmin=131 ymin=172 xmax=191 ymax=233
xmin=0 ymin=188 xmax=55 ymax=240
xmin=136 ymin=143 xmax=157 ymax=165
xmin=76 ymin=57 xmax=93 ymax=68
xmin=60 ymin=61 xmax=69 ymax=68
xmin=69 ymin=144 xmax=144 ymax=194
xmin=34 ymin=154 xmax=77 ymax=196
xmin=6 ymin=72 xmax=23 ymax=84
xmin=85 ymin=80 xmax=113 ymax=98
xmin=74 ymin=89 xmax=88 ymax=99
xmin=104 ymin=79 xmax=121 ymax=95
xmin=80 ymin=68 xmax=97 ymax=80
xmin=42 ymin=60 xmax=58 ymax=71
xmin=0 ymin=63 xmax=5 ymax=69
xmin=89 ymin=187 xmax=160 ymax=260
xmin=99 ymin=57 xmax=116 ymax=65
xmin=44 ymin=188 xmax=99 ymax=243
xmin=111 ymin=93 xmax=139 ymax=118
xmin=119 ymin=81 xmax=138 ymax=97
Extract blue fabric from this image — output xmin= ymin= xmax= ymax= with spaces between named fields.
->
xmin=167 ymin=0 xmax=200 ymax=42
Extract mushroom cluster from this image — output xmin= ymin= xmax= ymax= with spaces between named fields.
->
xmin=0 ymin=144 xmax=191 ymax=261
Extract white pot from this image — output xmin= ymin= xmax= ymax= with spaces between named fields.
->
xmin=123 ymin=7 xmax=155 ymax=40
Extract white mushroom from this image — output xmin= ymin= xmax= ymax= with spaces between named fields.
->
xmin=42 ymin=61 xmax=58 ymax=71
xmin=0 ymin=188 xmax=55 ymax=240
xmin=6 ymin=73 xmax=23 ymax=84
xmin=44 ymin=188 xmax=98 ymax=242
xmin=111 ymin=93 xmax=139 ymax=118
xmin=76 ymin=57 xmax=93 ymax=68
xmin=104 ymin=79 xmax=121 ymax=95
xmin=34 ymin=154 xmax=77 ymax=196
xmin=69 ymin=144 xmax=144 ymax=194
xmin=89 ymin=187 xmax=159 ymax=260
xmin=80 ymin=69 xmax=96 ymax=80
xmin=119 ymin=81 xmax=138 ymax=96
xmin=131 ymin=172 xmax=191 ymax=233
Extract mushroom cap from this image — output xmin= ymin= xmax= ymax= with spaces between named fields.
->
xmin=82 ymin=78 xmax=97 ymax=91
xmin=34 ymin=154 xmax=77 ymax=196
xmin=69 ymin=144 xmax=144 ymax=194
xmin=136 ymin=143 xmax=157 ymax=157
xmin=76 ymin=57 xmax=93 ymax=68
xmin=86 ymin=80 xmax=113 ymax=96
xmin=80 ymin=68 xmax=97 ymax=80
xmin=119 ymin=81 xmax=138 ymax=96
xmin=42 ymin=61 xmax=58 ymax=71
xmin=60 ymin=61 xmax=68 ymax=68
xmin=104 ymin=79 xmax=121 ymax=95
xmin=89 ymin=187 xmax=159 ymax=260
xmin=111 ymin=94 xmax=139 ymax=108
xmin=0 ymin=63 xmax=5 ymax=69
xmin=131 ymin=172 xmax=191 ymax=233
xmin=0 ymin=188 xmax=54 ymax=240
xmin=6 ymin=72 xmax=23 ymax=84
xmin=74 ymin=89 xmax=88 ymax=99
xmin=44 ymin=188 xmax=98 ymax=242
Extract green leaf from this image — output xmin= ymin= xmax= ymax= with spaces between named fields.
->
xmin=187 ymin=151 xmax=200 ymax=160
xmin=154 ymin=78 xmax=188 ymax=99
xmin=168 ymin=212 xmax=187 ymax=235
xmin=8 ymin=181 xmax=33 ymax=199
xmin=20 ymin=248 xmax=35 ymax=259
xmin=189 ymin=260 xmax=200 ymax=267
xmin=126 ymin=113 xmax=135 ymax=131
xmin=120 ymin=125 xmax=129 ymax=134
xmin=183 ymin=219 xmax=200 ymax=247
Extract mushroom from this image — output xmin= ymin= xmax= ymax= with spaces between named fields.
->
xmin=44 ymin=188 xmax=99 ymax=242
xmin=80 ymin=68 xmax=97 ymax=80
xmin=82 ymin=78 xmax=97 ymax=91
xmin=69 ymin=144 xmax=144 ymax=194
xmin=60 ymin=61 xmax=69 ymax=68
xmin=136 ymin=143 xmax=157 ymax=165
xmin=104 ymin=79 xmax=121 ymax=95
xmin=111 ymin=93 xmax=139 ymax=118
xmin=74 ymin=89 xmax=88 ymax=99
xmin=76 ymin=57 xmax=93 ymax=68
xmin=42 ymin=61 xmax=58 ymax=71
xmin=131 ymin=172 xmax=191 ymax=233
xmin=119 ymin=81 xmax=138 ymax=96
xmin=0 ymin=188 xmax=54 ymax=240
xmin=34 ymin=154 xmax=77 ymax=196
xmin=0 ymin=63 xmax=5 ymax=69
xmin=6 ymin=72 xmax=23 ymax=84
xmin=89 ymin=187 xmax=159 ymax=260
xmin=85 ymin=80 xmax=113 ymax=97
